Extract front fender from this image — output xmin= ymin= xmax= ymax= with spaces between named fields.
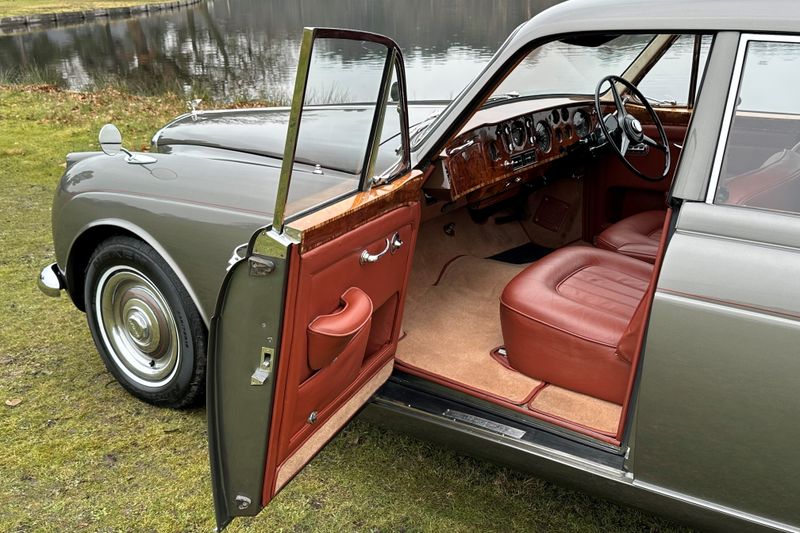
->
xmin=51 ymin=151 xmax=278 ymax=323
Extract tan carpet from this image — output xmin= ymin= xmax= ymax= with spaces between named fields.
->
xmin=529 ymin=385 xmax=622 ymax=435
xmin=398 ymin=256 xmax=541 ymax=404
xmin=411 ymin=208 xmax=530 ymax=287
xmin=398 ymin=206 xmax=623 ymax=435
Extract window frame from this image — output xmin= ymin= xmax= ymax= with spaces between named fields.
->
xmin=705 ymin=32 xmax=800 ymax=205
xmin=635 ymin=33 xmax=711 ymax=110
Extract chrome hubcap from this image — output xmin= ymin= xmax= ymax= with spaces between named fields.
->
xmin=95 ymin=266 xmax=180 ymax=387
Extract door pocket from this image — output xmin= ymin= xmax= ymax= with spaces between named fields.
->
xmin=307 ymin=287 xmax=373 ymax=371
xmin=365 ymin=292 xmax=399 ymax=358
xmin=293 ymin=322 xmax=372 ymax=440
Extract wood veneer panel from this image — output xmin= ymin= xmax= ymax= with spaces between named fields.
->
xmin=289 ymin=169 xmax=425 ymax=253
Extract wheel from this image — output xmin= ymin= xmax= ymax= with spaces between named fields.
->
xmin=84 ymin=236 xmax=206 ymax=408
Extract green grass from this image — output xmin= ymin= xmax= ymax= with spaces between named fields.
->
xmin=0 ymin=1 xmax=167 ymax=17
xmin=0 ymin=85 xmax=689 ymax=532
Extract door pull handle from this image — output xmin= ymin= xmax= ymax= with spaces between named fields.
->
xmin=360 ymin=232 xmax=402 ymax=264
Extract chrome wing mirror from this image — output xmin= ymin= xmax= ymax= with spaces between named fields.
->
xmin=99 ymin=124 xmax=157 ymax=165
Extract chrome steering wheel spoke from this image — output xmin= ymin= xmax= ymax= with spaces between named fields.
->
xmin=594 ymin=74 xmax=671 ymax=181
xmin=642 ymin=133 xmax=666 ymax=151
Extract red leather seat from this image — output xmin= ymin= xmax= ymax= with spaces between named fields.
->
xmin=595 ymin=210 xmax=666 ymax=264
xmin=722 ymin=148 xmax=800 ymax=210
xmin=500 ymin=247 xmax=653 ymax=404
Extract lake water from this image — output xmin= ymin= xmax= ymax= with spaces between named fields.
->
xmin=0 ymin=0 xmax=563 ymax=102
xmin=1 ymin=0 xmax=793 ymax=112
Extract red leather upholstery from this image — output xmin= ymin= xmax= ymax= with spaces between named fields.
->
xmin=595 ymin=210 xmax=666 ymax=264
xmin=500 ymin=247 xmax=653 ymax=404
xmin=307 ymin=287 xmax=373 ymax=371
xmin=723 ymin=148 xmax=800 ymax=210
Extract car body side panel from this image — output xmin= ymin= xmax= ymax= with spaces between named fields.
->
xmin=360 ymin=398 xmax=778 ymax=533
xmin=53 ymin=151 xmax=357 ymax=322
xmin=631 ymin=202 xmax=800 ymax=527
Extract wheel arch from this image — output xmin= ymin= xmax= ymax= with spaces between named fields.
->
xmin=66 ymin=219 xmax=210 ymax=326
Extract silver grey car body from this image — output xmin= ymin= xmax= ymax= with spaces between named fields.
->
xmin=39 ymin=1 xmax=800 ymax=531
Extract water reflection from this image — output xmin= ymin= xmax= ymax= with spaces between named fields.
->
xmin=0 ymin=0 xmax=563 ymax=102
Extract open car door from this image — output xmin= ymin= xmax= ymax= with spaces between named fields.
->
xmin=207 ymin=28 xmax=421 ymax=530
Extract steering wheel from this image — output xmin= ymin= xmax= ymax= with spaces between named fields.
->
xmin=594 ymin=75 xmax=671 ymax=181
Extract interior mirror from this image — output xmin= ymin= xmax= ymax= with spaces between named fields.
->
xmin=99 ymin=124 xmax=123 ymax=156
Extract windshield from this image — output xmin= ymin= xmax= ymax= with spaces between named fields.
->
xmin=491 ymin=34 xmax=654 ymax=99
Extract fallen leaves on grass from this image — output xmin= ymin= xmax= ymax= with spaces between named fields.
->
xmin=5 ymin=397 xmax=23 ymax=407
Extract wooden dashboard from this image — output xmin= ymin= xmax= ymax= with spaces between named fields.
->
xmin=427 ymin=98 xmax=600 ymax=201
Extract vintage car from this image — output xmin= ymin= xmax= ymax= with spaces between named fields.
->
xmin=38 ymin=0 xmax=800 ymax=530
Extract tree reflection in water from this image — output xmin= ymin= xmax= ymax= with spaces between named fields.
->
xmin=0 ymin=0 xmax=562 ymax=102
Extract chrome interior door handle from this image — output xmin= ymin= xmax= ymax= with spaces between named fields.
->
xmin=360 ymin=232 xmax=402 ymax=264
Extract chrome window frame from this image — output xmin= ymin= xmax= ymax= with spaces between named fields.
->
xmin=705 ymin=33 xmax=800 ymax=204
xmin=273 ymin=27 xmax=411 ymax=234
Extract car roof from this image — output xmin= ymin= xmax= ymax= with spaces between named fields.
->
xmin=516 ymin=0 xmax=800 ymax=38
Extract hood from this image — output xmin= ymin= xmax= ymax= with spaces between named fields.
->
xmin=154 ymin=103 xmax=446 ymax=174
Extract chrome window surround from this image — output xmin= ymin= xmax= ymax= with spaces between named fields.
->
xmin=273 ymin=27 xmax=410 ymax=234
xmin=705 ymin=33 xmax=800 ymax=204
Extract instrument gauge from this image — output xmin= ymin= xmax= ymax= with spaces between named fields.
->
xmin=573 ymin=109 xmax=591 ymax=138
xmin=510 ymin=120 xmax=526 ymax=149
xmin=535 ymin=121 xmax=551 ymax=153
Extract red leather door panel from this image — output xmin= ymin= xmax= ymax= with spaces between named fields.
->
xmin=262 ymin=203 xmax=421 ymax=501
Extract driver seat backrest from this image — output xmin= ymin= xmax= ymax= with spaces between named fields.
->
xmin=595 ymin=210 xmax=666 ymax=264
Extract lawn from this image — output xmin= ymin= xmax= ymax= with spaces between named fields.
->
xmin=0 ymin=1 xmax=168 ymax=17
xmin=0 ymin=84 xmax=688 ymax=532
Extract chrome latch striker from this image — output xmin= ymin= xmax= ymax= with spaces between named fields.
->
xmin=251 ymin=347 xmax=274 ymax=386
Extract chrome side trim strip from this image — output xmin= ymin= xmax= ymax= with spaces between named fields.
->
xmin=674 ymin=227 xmax=800 ymax=255
xmin=633 ymin=480 xmax=798 ymax=533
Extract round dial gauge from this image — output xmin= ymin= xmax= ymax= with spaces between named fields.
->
xmin=535 ymin=121 xmax=551 ymax=153
xmin=510 ymin=120 xmax=526 ymax=149
xmin=573 ymin=109 xmax=591 ymax=138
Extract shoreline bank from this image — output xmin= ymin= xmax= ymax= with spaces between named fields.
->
xmin=0 ymin=0 xmax=200 ymax=32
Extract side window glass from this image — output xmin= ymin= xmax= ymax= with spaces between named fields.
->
xmin=714 ymin=40 xmax=800 ymax=214
xmin=284 ymin=38 xmax=384 ymax=220
xmin=281 ymin=36 xmax=404 ymax=222
xmin=638 ymin=34 xmax=711 ymax=106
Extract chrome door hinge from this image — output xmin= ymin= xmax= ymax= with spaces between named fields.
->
xmin=250 ymin=347 xmax=274 ymax=385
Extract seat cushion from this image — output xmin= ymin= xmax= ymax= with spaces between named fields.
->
xmin=500 ymin=247 xmax=653 ymax=404
xmin=595 ymin=210 xmax=666 ymax=263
